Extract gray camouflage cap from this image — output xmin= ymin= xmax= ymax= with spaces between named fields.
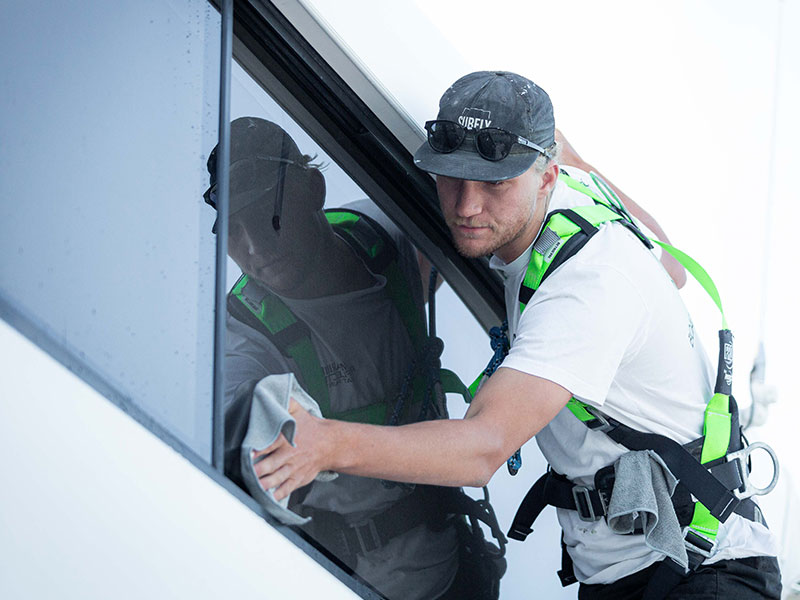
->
xmin=414 ymin=71 xmax=555 ymax=182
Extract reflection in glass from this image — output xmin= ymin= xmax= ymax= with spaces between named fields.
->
xmin=211 ymin=116 xmax=505 ymax=599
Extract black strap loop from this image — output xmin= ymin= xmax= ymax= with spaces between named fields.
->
xmin=603 ymin=421 xmax=741 ymax=522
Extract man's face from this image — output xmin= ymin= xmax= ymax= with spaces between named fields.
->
xmin=437 ymin=164 xmax=553 ymax=263
xmin=227 ymin=168 xmax=324 ymax=295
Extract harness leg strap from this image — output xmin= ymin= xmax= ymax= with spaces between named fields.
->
xmin=507 ymin=472 xmax=550 ymax=541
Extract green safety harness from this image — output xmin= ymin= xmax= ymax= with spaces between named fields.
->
xmin=473 ymin=172 xmax=779 ymax=598
xmin=227 ymin=207 xmax=507 ymax=568
xmin=227 ymin=208 xmax=470 ymax=424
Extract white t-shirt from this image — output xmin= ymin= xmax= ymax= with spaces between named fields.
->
xmin=492 ymin=167 xmax=776 ymax=584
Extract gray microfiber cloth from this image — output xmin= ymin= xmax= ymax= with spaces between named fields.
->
xmin=240 ymin=373 xmax=337 ymax=526
xmin=607 ymin=450 xmax=688 ymax=571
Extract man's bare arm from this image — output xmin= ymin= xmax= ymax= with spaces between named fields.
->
xmin=556 ymin=129 xmax=687 ymax=288
xmin=253 ymin=367 xmax=571 ymax=499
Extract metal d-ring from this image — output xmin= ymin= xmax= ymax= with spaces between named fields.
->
xmin=727 ymin=441 xmax=780 ymax=499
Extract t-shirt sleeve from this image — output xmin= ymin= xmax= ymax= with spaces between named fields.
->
xmin=501 ymin=254 xmax=649 ymax=407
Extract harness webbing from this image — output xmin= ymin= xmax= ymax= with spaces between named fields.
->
xmin=228 ymin=209 xmax=509 ymax=560
xmin=519 ymin=204 xmax=624 ymax=312
xmin=325 ymin=210 xmax=428 ymax=354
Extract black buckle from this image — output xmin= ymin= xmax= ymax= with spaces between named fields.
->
xmin=557 ymin=568 xmax=578 ymax=587
xmin=507 ymin=524 xmax=532 ymax=542
xmin=572 ymin=486 xmax=599 ymax=522
xmin=581 ymin=405 xmax=617 ymax=434
xmin=338 ymin=519 xmax=382 ymax=556
xmin=683 ymin=527 xmax=715 ymax=559
xmin=354 ymin=520 xmax=381 ymax=554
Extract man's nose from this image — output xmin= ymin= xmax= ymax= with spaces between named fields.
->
xmin=454 ymin=180 xmax=485 ymax=218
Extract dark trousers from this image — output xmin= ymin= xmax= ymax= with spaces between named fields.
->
xmin=578 ymin=556 xmax=781 ymax=600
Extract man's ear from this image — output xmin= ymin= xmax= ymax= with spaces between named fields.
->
xmin=538 ymin=162 xmax=560 ymax=201
xmin=306 ymin=167 xmax=326 ymax=211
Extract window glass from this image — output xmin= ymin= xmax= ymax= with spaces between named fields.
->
xmin=0 ymin=0 xmax=220 ymax=459
xmin=216 ymin=59 xmax=515 ymax=599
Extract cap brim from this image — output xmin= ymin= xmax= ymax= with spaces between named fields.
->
xmin=413 ymin=142 xmax=539 ymax=182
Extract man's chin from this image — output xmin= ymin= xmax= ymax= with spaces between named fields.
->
xmin=453 ymin=238 xmax=495 ymax=259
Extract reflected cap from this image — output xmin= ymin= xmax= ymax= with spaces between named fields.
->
xmin=413 ymin=71 xmax=555 ymax=182
xmin=205 ymin=117 xmax=305 ymax=231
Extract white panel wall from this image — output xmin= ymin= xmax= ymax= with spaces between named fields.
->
xmin=0 ymin=319 xmax=355 ymax=600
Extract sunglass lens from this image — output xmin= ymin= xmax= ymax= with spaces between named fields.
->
xmin=427 ymin=121 xmax=465 ymax=153
xmin=475 ymin=129 xmax=515 ymax=161
xmin=203 ymin=185 xmax=217 ymax=209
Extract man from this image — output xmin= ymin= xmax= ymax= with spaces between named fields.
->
xmin=206 ymin=117 xmax=503 ymax=600
xmin=253 ymin=72 xmax=781 ymax=598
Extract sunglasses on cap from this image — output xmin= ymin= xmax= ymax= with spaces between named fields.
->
xmin=424 ymin=120 xmax=552 ymax=162
xmin=203 ymin=155 xmax=306 ymax=210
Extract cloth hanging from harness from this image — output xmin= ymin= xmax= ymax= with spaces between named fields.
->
xmin=473 ymin=171 xmax=778 ymax=599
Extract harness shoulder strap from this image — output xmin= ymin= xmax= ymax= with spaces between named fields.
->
xmin=518 ymin=171 xmax=654 ymax=312
xmin=519 ymin=203 xmax=625 ymax=311
xmin=228 ymin=274 xmax=331 ymax=415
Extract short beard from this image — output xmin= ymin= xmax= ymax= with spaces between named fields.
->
xmin=450 ymin=195 xmax=542 ymax=259
xmin=451 ymin=237 xmax=492 ymax=258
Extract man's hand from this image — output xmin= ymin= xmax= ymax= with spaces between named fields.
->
xmin=251 ymin=399 xmax=329 ymax=501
